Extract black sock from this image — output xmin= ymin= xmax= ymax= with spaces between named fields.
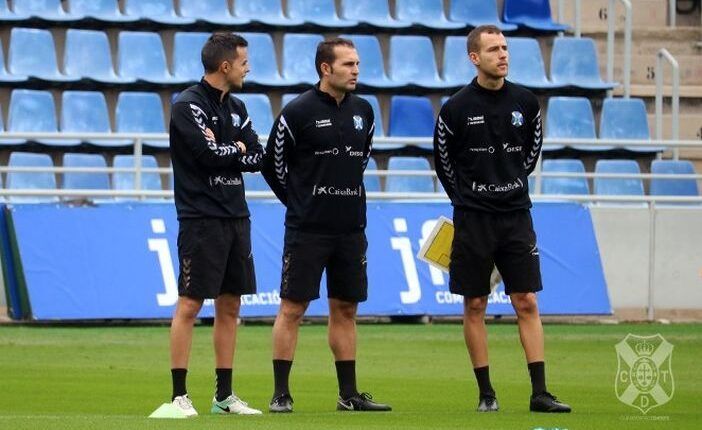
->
xmin=273 ymin=359 xmax=293 ymax=397
xmin=215 ymin=368 xmax=233 ymax=402
xmin=335 ymin=360 xmax=358 ymax=399
xmin=171 ymin=368 xmax=187 ymax=400
xmin=528 ymin=361 xmax=547 ymax=395
xmin=473 ymin=366 xmax=495 ymax=398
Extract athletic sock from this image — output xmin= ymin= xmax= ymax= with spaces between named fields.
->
xmin=215 ymin=368 xmax=233 ymax=402
xmin=335 ymin=360 xmax=358 ymax=400
xmin=273 ymin=359 xmax=293 ymax=398
xmin=473 ymin=366 xmax=496 ymax=398
xmin=528 ymin=361 xmax=547 ymax=395
xmin=171 ymin=368 xmax=188 ymax=400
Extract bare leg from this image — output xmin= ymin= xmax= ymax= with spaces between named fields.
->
xmin=272 ymin=299 xmax=308 ymax=360
xmin=328 ymin=298 xmax=357 ymax=360
xmin=510 ymin=292 xmax=544 ymax=363
xmin=213 ymin=294 xmax=241 ymax=368
xmin=170 ymin=296 xmax=204 ymax=368
xmin=463 ymin=296 xmax=489 ymax=367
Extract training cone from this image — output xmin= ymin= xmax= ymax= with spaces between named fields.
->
xmin=148 ymin=403 xmax=190 ymax=419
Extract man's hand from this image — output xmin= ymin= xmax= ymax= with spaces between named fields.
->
xmin=234 ymin=141 xmax=247 ymax=154
xmin=204 ymin=127 xmax=215 ymax=142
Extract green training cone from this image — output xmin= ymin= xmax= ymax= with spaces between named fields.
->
xmin=148 ymin=403 xmax=191 ymax=419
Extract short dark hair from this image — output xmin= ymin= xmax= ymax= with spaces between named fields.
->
xmin=314 ymin=37 xmax=355 ymax=78
xmin=467 ymin=25 xmax=502 ymax=54
xmin=201 ymin=32 xmax=248 ymax=74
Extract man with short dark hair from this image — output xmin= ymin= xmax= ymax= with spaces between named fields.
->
xmin=434 ymin=25 xmax=571 ymax=413
xmin=262 ymin=38 xmax=391 ymax=413
xmin=168 ymin=32 xmax=264 ymax=417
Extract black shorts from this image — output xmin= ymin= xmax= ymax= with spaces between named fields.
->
xmin=449 ymin=208 xmax=543 ymax=298
xmin=177 ymin=217 xmax=256 ymax=299
xmin=279 ymin=229 xmax=368 ymax=303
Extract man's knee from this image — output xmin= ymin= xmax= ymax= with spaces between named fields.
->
xmin=511 ymin=293 xmax=538 ymax=316
xmin=278 ymin=299 xmax=307 ymax=324
xmin=176 ymin=296 xmax=204 ymax=320
xmin=329 ymin=299 xmax=357 ymax=321
xmin=465 ymin=296 xmax=488 ymax=318
xmin=215 ymin=294 xmax=241 ymax=319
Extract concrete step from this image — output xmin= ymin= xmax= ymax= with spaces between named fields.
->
xmin=607 ymin=54 xmax=702 ymax=85
xmin=551 ymin=0 xmax=670 ymax=32
xmin=612 ymin=83 xmax=702 ymax=97
xmin=590 ymin=28 xmax=702 ymax=56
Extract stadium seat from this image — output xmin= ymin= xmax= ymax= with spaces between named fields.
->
xmin=545 ymin=97 xmax=603 ymax=151
xmin=179 ymin=0 xmax=250 ymax=25
xmin=448 ymin=0 xmax=517 ymax=31
xmin=339 ymin=0 xmax=411 ymax=29
xmin=115 ymin=92 xmax=168 ymax=149
xmin=8 ymin=28 xmax=80 ymax=83
xmin=122 ymin=0 xmax=195 ymax=26
xmin=364 ymin=157 xmax=381 ymax=192
xmin=6 ymin=152 xmax=59 ymax=202
xmin=172 ymin=32 xmax=210 ymax=83
xmin=502 ymin=0 xmax=569 ymax=31
xmin=239 ymin=32 xmax=291 ymax=87
xmin=62 ymin=153 xmax=110 ymax=192
xmin=69 ymin=0 xmax=138 ymax=24
xmin=594 ymin=160 xmax=645 ymax=205
xmin=242 ymin=172 xmax=271 ymax=192
xmin=395 ymin=0 xmax=464 ymax=30
xmin=0 ymin=0 xmax=29 ymax=21
xmin=0 ymin=104 xmax=24 ymax=145
xmin=12 ymin=0 xmax=83 ymax=23
xmin=235 ymin=94 xmax=274 ymax=137
xmin=8 ymin=89 xmax=79 ymax=146
xmin=442 ymin=36 xmax=477 ymax=87
xmin=506 ymin=37 xmax=563 ymax=89
xmin=0 ymin=38 xmax=26 ymax=83
xmin=600 ymin=98 xmax=662 ymax=152
xmin=234 ymin=0 xmax=304 ymax=27
xmin=386 ymin=156 xmax=435 ymax=193
xmin=118 ymin=31 xmax=187 ymax=85
xmin=358 ymin=94 xmax=385 ymax=136
xmin=389 ymin=36 xmax=447 ymax=89
xmin=541 ymin=159 xmax=589 ymax=195
xmin=113 ymin=155 xmax=163 ymax=199
xmin=64 ymin=29 xmax=135 ymax=85
xmin=341 ymin=35 xmax=404 ymax=89
xmin=388 ymin=96 xmax=434 ymax=151
xmin=61 ymin=91 xmax=131 ymax=148
xmin=550 ymin=37 xmax=617 ymax=90
xmin=282 ymin=33 xmax=324 ymax=86
xmin=650 ymin=160 xmax=700 ymax=197
xmin=287 ymin=0 xmax=357 ymax=28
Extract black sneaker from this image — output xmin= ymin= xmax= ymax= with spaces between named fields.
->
xmin=530 ymin=392 xmax=571 ymax=413
xmin=337 ymin=392 xmax=392 ymax=411
xmin=477 ymin=394 xmax=499 ymax=412
xmin=269 ymin=393 xmax=293 ymax=413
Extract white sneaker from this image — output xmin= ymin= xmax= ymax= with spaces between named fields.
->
xmin=172 ymin=394 xmax=198 ymax=417
xmin=211 ymin=394 xmax=263 ymax=415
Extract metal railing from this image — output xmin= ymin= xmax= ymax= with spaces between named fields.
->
xmin=556 ymin=0 xmax=582 ymax=37
xmin=607 ymin=0 xmax=632 ymax=98
xmin=655 ymin=48 xmax=681 ymax=160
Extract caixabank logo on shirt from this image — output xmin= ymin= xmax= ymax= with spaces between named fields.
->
xmin=312 ymin=184 xmax=362 ymax=197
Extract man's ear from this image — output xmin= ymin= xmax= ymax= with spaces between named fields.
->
xmin=320 ymin=62 xmax=331 ymax=76
xmin=469 ymin=52 xmax=479 ymax=66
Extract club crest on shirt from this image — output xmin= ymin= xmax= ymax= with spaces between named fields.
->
xmin=511 ymin=111 xmax=524 ymax=127
xmin=231 ymin=113 xmax=241 ymax=127
xmin=353 ymin=115 xmax=364 ymax=131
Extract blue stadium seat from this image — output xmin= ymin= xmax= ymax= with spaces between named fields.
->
xmin=545 ymin=97 xmax=604 ymax=151
xmin=395 ymin=0 xmax=464 ymax=30
xmin=282 ymin=33 xmax=324 ymax=86
xmin=442 ymin=36 xmax=477 ymax=87
xmin=8 ymin=89 xmax=79 ymax=146
xmin=339 ymin=0 xmax=411 ymax=29
xmin=62 ymin=153 xmax=110 ymax=191
xmin=235 ymin=94 xmax=274 ymax=137
xmin=650 ymin=160 xmax=699 ymax=197
xmin=64 ymin=29 xmax=135 ymax=85
xmin=69 ymin=0 xmax=138 ymax=24
xmin=0 ymin=38 xmax=26 ymax=83
xmin=234 ymin=0 xmax=304 ymax=27
xmin=115 ymin=92 xmax=168 ymax=149
xmin=62 ymin=91 xmax=130 ymax=148
xmin=13 ymin=0 xmax=83 ymax=23
xmin=503 ymin=0 xmax=569 ymax=31
xmin=594 ymin=160 xmax=645 ymax=203
xmin=8 ymin=28 xmax=80 ymax=83
xmin=550 ymin=37 xmax=617 ymax=90
xmin=239 ymin=32 xmax=291 ymax=87
xmin=449 ymin=0 xmax=517 ymax=31
xmin=358 ymin=94 xmax=385 ymax=136
xmin=118 ymin=31 xmax=187 ymax=85
xmin=287 ymin=0 xmax=357 ymax=28
xmin=242 ymin=172 xmax=271 ymax=192
xmin=506 ymin=37 xmax=563 ymax=89
xmin=364 ymin=157 xmax=381 ymax=192
xmin=0 ymin=104 xmax=24 ymax=145
xmin=7 ymin=152 xmax=58 ymax=202
xmin=389 ymin=96 xmax=434 ymax=151
xmin=113 ymin=155 xmax=163 ymax=199
xmin=172 ymin=32 xmax=209 ymax=83
xmin=600 ymin=98 xmax=661 ymax=152
xmin=390 ymin=36 xmax=447 ymax=89
xmin=542 ymin=159 xmax=589 ymax=195
xmin=386 ymin=156 xmax=435 ymax=193
xmin=341 ymin=35 xmax=404 ymax=89
xmin=0 ymin=0 xmax=29 ymax=21
xmin=122 ymin=0 xmax=195 ymax=26
xmin=179 ymin=0 xmax=250 ymax=25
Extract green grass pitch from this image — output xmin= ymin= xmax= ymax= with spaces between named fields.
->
xmin=0 ymin=323 xmax=699 ymax=429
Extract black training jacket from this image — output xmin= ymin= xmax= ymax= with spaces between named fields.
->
xmin=261 ymin=85 xmax=374 ymax=234
xmin=170 ymin=79 xmax=264 ymax=219
xmin=434 ymin=78 xmax=542 ymax=213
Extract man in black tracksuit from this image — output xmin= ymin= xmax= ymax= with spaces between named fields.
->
xmin=262 ymin=38 xmax=391 ymax=413
xmin=434 ymin=26 xmax=571 ymax=413
xmin=168 ymin=33 xmax=263 ymax=416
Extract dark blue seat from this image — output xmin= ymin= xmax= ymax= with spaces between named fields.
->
xmin=358 ymin=94 xmax=385 ymax=136
xmin=503 ymin=0 xmax=569 ymax=31
xmin=386 ymin=156 xmax=435 ymax=193
xmin=0 ymin=0 xmax=29 ymax=21
xmin=64 ymin=29 xmax=135 ymax=85
xmin=550 ymin=37 xmax=617 ymax=90
xmin=242 ymin=172 xmax=271 ymax=192
xmin=113 ymin=155 xmax=163 ymax=199
xmin=600 ymin=98 xmax=662 ymax=152
xmin=594 ymin=159 xmax=644 ymax=201
xmin=342 ymin=35 xmax=404 ymax=89
xmin=395 ymin=0 xmax=464 ymax=30
xmin=389 ymin=96 xmax=434 ymax=151
xmin=506 ymin=37 xmax=563 ymax=89
xmin=8 ymin=28 xmax=80 ymax=83
xmin=650 ymin=160 xmax=699 ymax=197
xmin=62 ymin=91 xmax=130 ymax=148
xmin=122 ymin=0 xmax=195 ymax=26
xmin=364 ymin=157 xmax=381 ymax=192
xmin=13 ymin=0 xmax=83 ymax=23
xmin=545 ymin=97 xmax=604 ymax=151
xmin=339 ymin=0 xmax=411 ymax=29
xmin=282 ymin=34 xmax=324 ymax=86
xmin=62 ymin=153 xmax=110 ymax=191
xmin=172 ymin=32 xmax=210 ymax=83
xmin=8 ymin=89 xmax=79 ymax=146
xmin=239 ymin=32 xmax=291 ymax=87
xmin=115 ymin=92 xmax=168 ymax=149
xmin=235 ymin=94 xmax=274 ymax=138
xmin=7 ymin=152 xmax=59 ymax=202
xmin=234 ymin=0 xmax=304 ymax=27
xmin=118 ymin=31 xmax=187 ymax=85
xmin=69 ymin=0 xmax=138 ymax=24
xmin=287 ymin=0 xmax=357 ymax=28
xmin=179 ymin=0 xmax=250 ymax=25
xmin=449 ymin=0 xmax=517 ymax=31
xmin=390 ymin=36 xmax=448 ymax=89
xmin=442 ymin=36 xmax=477 ymax=87
xmin=0 ymin=38 xmax=26 ymax=83
xmin=542 ymin=159 xmax=589 ymax=195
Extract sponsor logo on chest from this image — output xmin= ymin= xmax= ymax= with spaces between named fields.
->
xmin=467 ymin=115 xmax=485 ymax=126
xmin=315 ymin=119 xmax=333 ymax=128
